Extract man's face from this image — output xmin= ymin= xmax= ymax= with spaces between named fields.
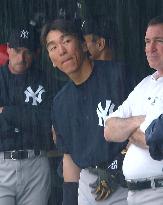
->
xmin=46 ymin=30 xmax=85 ymax=76
xmin=84 ymin=34 xmax=100 ymax=60
xmin=145 ymin=24 xmax=163 ymax=73
xmin=7 ymin=47 xmax=34 ymax=74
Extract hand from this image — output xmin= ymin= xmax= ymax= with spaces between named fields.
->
xmin=135 ymin=115 xmax=146 ymax=125
xmin=52 ymin=126 xmax=56 ymax=143
xmin=0 ymin=107 xmax=3 ymax=113
xmin=129 ymin=128 xmax=148 ymax=149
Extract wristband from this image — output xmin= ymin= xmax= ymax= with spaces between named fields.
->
xmin=62 ymin=182 xmax=78 ymax=205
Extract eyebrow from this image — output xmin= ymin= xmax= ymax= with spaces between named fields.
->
xmin=46 ymin=41 xmax=55 ymax=49
xmin=155 ymin=37 xmax=163 ymax=40
xmin=145 ymin=36 xmax=163 ymax=41
xmin=46 ymin=33 xmax=73 ymax=49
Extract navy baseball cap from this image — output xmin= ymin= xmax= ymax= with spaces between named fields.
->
xmin=145 ymin=114 xmax=163 ymax=160
xmin=82 ymin=16 xmax=117 ymax=40
xmin=8 ymin=25 xmax=40 ymax=52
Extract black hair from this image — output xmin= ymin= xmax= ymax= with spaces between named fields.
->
xmin=41 ymin=18 xmax=84 ymax=48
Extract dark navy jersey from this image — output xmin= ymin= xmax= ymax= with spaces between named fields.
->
xmin=52 ymin=60 xmax=129 ymax=168
xmin=0 ymin=64 xmax=55 ymax=151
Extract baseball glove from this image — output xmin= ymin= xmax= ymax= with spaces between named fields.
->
xmin=89 ymin=149 xmax=127 ymax=201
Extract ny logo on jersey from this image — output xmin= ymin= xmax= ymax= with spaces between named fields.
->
xmin=20 ymin=30 xmax=29 ymax=39
xmin=24 ymin=85 xmax=45 ymax=106
xmin=96 ymin=100 xmax=115 ymax=126
xmin=108 ymin=160 xmax=118 ymax=170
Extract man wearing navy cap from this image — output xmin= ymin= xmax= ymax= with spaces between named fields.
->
xmin=82 ymin=16 xmax=117 ymax=61
xmin=78 ymin=16 xmax=129 ymax=204
xmin=0 ymin=26 xmax=55 ymax=205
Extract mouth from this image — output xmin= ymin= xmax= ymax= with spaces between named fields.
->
xmin=62 ymin=58 xmax=73 ymax=65
xmin=147 ymin=55 xmax=158 ymax=60
xmin=16 ymin=62 xmax=27 ymax=66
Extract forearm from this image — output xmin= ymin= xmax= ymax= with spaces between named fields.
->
xmin=2 ymin=105 xmax=51 ymax=131
xmin=52 ymin=126 xmax=56 ymax=143
xmin=0 ymin=107 xmax=3 ymax=113
xmin=0 ymin=107 xmax=12 ymax=133
xmin=129 ymin=128 xmax=148 ymax=149
xmin=63 ymin=154 xmax=81 ymax=182
xmin=104 ymin=115 xmax=145 ymax=142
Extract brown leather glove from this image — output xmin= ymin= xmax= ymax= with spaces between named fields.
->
xmin=89 ymin=170 xmax=118 ymax=201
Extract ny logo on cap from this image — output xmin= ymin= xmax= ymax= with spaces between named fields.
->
xmin=20 ymin=30 xmax=29 ymax=39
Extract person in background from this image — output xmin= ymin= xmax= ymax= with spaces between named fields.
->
xmin=0 ymin=25 xmax=55 ymax=205
xmin=82 ymin=16 xmax=117 ymax=61
xmin=76 ymin=16 xmax=130 ymax=204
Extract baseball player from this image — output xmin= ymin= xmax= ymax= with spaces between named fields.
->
xmin=78 ymin=16 xmax=130 ymax=204
xmin=0 ymin=25 xmax=55 ymax=205
xmin=41 ymin=18 xmax=129 ymax=205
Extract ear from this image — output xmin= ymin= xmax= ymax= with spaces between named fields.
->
xmin=6 ymin=43 xmax=10 ymax=55
xmin=96 ymin=37 xmax=105 ymax=51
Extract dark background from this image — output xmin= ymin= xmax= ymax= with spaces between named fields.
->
xmin=1 ymin=0 xmax=163 ymax=204
xmin=1 ymin=0 xmax=163 ymax=85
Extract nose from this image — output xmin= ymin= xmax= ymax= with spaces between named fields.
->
xmin=17 ymin=51 xmax=25 ymax=62
xmin=58 ymin=43 xmax=66 ymax=56
xmin=146 ymin=41 xmax=157 ymax=53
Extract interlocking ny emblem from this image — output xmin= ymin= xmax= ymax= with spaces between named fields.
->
xmin=20 ymin=30 xmax=29 ymax=39
xmin=96 ymin=100 xmax=115 ymax=126
xmin=24 ymin=85 xmax=45 ymax=106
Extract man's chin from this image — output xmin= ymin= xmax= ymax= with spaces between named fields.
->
xmin=148 ymin=62 xmax=158 ymax=69
xmin=14 ymin=66 xmax=28 ymax=74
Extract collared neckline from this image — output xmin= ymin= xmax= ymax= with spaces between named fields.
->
xmin=151 ymin=71 xmax=163 ymax=81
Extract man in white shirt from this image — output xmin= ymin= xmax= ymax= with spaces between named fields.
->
xmin=104 ymin=15 xmax=163 ymax=205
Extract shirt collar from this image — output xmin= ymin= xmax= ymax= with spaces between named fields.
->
xmin=151 ymin=71 xmax=163 ymax=81
xmin=152 ymin=71 xmax=162 ymax=80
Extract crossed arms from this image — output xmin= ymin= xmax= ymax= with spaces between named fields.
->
xmin=104 ymin=115 xmax=148 ymax=149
